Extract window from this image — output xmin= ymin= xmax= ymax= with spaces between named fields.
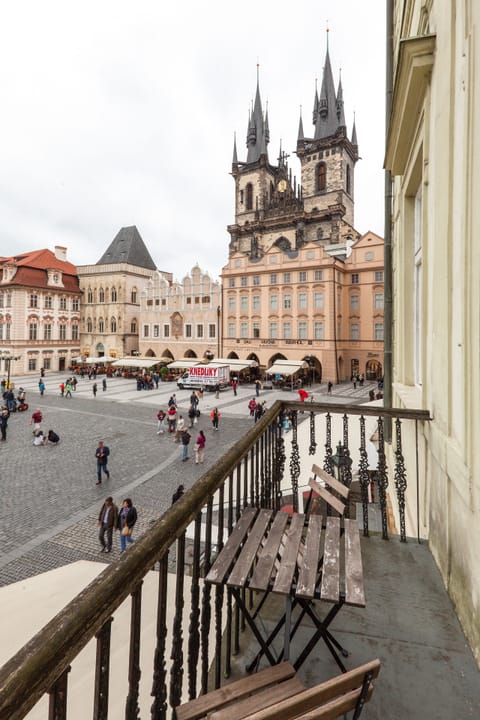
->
xmin=208 ymin=323 xmax=216 ymax=338
xmin=314 ymin=270 xmax=323 ymax=281
xmin=29 ymin=322 xmax=38 ymax=340
xmin=29 ymin=294 xmax=38 ymax=308
xmin=28 ymin=358 xmax=37 ymax=371
xmin=5 ymin=293 xmax=11 ymax=307
xmin=269 ymin=294 xmax=278 ymax=310
xmin=252 ymin=295 xmax=260 ymax=311
xmin=414 ymin=186 xmax=422 ymax=384
xmin=44 ymin=296 xmax=52 ymax=309
xmin=59 ymin=297 xmax=67 ymax=311
xmin=346 ymin=164 xmax=351 ymax=194
xmin=374 ymin=293 xmax=384 ymax=309
xmin=43 ymin=358 xmax=51 ymax=370
xmin=241 ymin=276 xmax=248 ymax=287
xmin=98 ymin=319 xmax=105 ymax=333
xmin=228 ymin=278 xmax=236 ymax=288
xmin=164 ymin=324 xmax=171 ymax=338
xmin=111 ymin=287 xmax=117 ymax=302
xmin=72 ymin=298 xmax=79 ymax=311
xmin=44 ymin=324 xmax=52 ymax=340
xmin=185 ymin=324 xmax=192 ymax=338
xmin=130 ymin=321 xmax=137 ymax=334
xmin=240 ymin=296 xmax=248 ymax=311
xmin=269 ymin=322 xmax=278 ymax=339
xmin=202 ymin=295 xmax=210 ymax=304
xmin=111 ymin=317 xmax=117 ymax=332
xmin=87 ymin=289 xmax=93 ymax=303
xmin=196 ymin=324 xmax=203 ymax=338
xmin=143 ymin=325 xmax=149 ymax=337
xmin=375 ymin=271 xmax=384 ymax=282
xmin=4 ymin=323 xmax=10 ymax=340
xmin=283 ymin=272 xmax=291 ymax=283
xmin=0 ymin=293 xmax=3 ymax=308
xmin=59 ymin=324 xmax=66 ymax=340
xmin=283 ymin=322 xmax=291 ymax=339
xmin=316 ymin=162 xmax=327 ymax=192
xmin=228 ymin=323 xmax=235 ymax=338
xmin=283 ymin=294 xmax=292 ymax=309
xmin=99 ymin=288 xmax=105 ymax=303
xmin=131 ymin=289 xmax=137 ymax=303
xmin=314 ymin=292 xmax=324 ymax=309
xmin=72 ymin=325 xmax=79 ymax=340
xmin=270 ymin=273 xmax=277 ymax=284
xmin=240 ymin=322 xmax=248 ymax=338
xmin=253 ymin=322 xmax=260 ymax=338
xmin=153 ymin=325 xmax=160 ymax=337
xmin=298 ymin=292 xmax=307 ymax=309
xmin=246 ymin=183 xmax=253 ymax=210
xmin=314 ymin=321 xmax=324 ymax=340
xmin=298 ymin=271 xmax=307 ymax=282
xmin=228 ymin=296 xmax=236 ymax=311
xmin=365 ymin=251 xmax=374 ymax=261
xmin=298 ymin=321 xmax=307 ymax=339
xmin=253 ymin=275 xmax=260 ymax=286
xmin=350 ymin=323 xmax=360 ymax=340
xmin=351 ymin=274 xmax=359 ymax=284
xmin=87 ymin=318 xmax=93 ymax=333
xmin=350 ymin=295 xmax=360 ymax=310
xmin=375 ymin=322 xmax=384 ymax=341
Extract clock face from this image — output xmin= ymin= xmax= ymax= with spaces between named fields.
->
xmin=277 ymin=179 xmax=287 ymax=193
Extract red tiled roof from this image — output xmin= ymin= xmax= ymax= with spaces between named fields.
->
xmin=0 ymin=248 xmax=80 ymax=292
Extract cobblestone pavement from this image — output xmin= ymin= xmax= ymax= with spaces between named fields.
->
xmin=0 ymin=373 xmax=376 ymax=586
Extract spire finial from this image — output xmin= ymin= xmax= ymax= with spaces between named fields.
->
xmin=326 ymin=21 xmax=330 ymax=50
xmin=256 ymin=59 xmax=259 ymax=84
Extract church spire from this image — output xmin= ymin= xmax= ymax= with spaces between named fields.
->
xmin=351 ymin=114 xmax=358 ymax=146
xmin=336 ymin=71 xmax=346 ymax=128
xmin=314 ymin=39 xmax=338 ymax=139
xmin=232 ymin=132 xmax=238 ymax=166
xmin=245 ymin=65 xmax=269 ymax=164
xmin=297 ymin=106 xmax=304 ymax=142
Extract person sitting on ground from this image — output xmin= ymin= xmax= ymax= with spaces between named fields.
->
xmin=47 ymin=429 xmax=60 ymax=444
xmin=33 ymin=429 xmax=47 ymax=446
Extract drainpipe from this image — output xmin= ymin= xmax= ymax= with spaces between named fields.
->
xmin=332 ymin=261 xmax=340 ymax=383
xmin=384 ymin=0 xmax=394 ymax=428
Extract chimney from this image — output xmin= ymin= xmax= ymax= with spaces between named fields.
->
xmin=54 ymin=246 xmax=67 ymax=262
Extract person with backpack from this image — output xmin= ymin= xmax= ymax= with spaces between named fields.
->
xmin=117 ymin=498 xmax=137 ymax=553
xmin=180 ymin=428 xmax=191 ymax=461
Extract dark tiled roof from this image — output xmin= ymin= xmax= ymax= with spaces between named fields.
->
xmin=96 ymin=226 xmax=157 ymax=270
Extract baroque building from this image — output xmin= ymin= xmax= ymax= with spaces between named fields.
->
xmin=77 ymin=226 xmax=171 ymax=359
xmin=222 ymin=45 xmax=384 ymax=381
xmin=385 ymin=0 xmax=480 ymax=664
xmin=0 ymin=246 xmax=81 ymax=376
xmin=139 ymin=264 xmax=221 ymax=361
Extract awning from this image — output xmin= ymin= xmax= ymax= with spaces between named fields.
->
xmin=111 ymin=358 xmax=163 ymax=369
xmin=167 ymin=360 xmax=202 ymax=370
xmin=265 ymin=361 xmax=308 ymax=376
xmin=82 ymin=356 xmax=114 ymax=365
xmin=209 ymin=359 xmax=257 ymax=372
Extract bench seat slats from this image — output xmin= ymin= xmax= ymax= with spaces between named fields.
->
xmin=208 ymin=677 xmax=305 ymax=720
xmin=273 ymin=513 xmax=305 ymax=595
xmin=344 ymin=518 xmax=365 ymax=607
xmin=249 ymin=512 xmax=289 ymax=591
xmin=320 ymin=517 xmax=340 ymax=602
xmin=228 ymin=509 xmax=273 ymax=588
xmin=296 ymin=514 xmax=323 ymax=598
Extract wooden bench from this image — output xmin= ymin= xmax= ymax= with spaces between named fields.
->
xmin=175 ymin=659 xmax=381 ymax=720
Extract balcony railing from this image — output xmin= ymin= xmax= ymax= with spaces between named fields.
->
xmin=0 ymin=400 xmax=430 ymax=720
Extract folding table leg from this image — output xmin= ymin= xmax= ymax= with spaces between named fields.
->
xmin=293 ymin=599 xmax=348 ymax=671
xmin=231 ymin=588 xmax=278 ymax=668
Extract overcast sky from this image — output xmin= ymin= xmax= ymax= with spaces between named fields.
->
xmin=0 ymin=0 xmax=386 ymax=281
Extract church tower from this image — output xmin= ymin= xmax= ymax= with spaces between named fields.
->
xmin=296 ymin=36 xmax=359 ymax=244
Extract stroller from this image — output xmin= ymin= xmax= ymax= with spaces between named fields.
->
xmin=16 ymin=389 xmax=29 ymax=412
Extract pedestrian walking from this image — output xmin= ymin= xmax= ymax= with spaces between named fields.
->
xmin=175 ymin=415 xmax=185 ymax=441
xmin=210 ymin=407 xmax=220 ymax=431
xmin=102 ymin=377 xmax=107 ymax=392
xmin=167 ymin=404 xmax=177 ymax=433
xmin=232 ymin=378 xmax=238 ymax=396
xmin=214 ymin=383 xmax=220 ymax=399
xmin=59 ymin=382 xmax=65 ymax=397
xmin=92 ymin=382 xmax=98 ymax=397
xmin=255 ymin=380 xmax=261 ymax=396
xmin=187 ymin=404 xmax=196 ymax=428
xmin=327 ymin=381 xmax=333 ymax=395
xmin=195 ymin=430 xmax=206 ymax=464
xmin=98 ymin=496 xmax=118 ymax=553
xmin=248 ymin=398 xmax=257 ymax=417
xmin=38 ymin=379 xmax=45 ymax=396
xmin=156 ymin=409 xmax=166 ymax=434
xmin=118 ymin=498 xmax=137 ymax=552
xmin=0 ymin=406 xmax=8 ymax=441
xmin=65 ymin=381 xmax=72 ymax=398
xmin=95 ymin=440 xmax=110 ymax=484
xmin=168 ymin=394 xmax=177 ymax=407
xmin=30 ymin=408 xmax=43 ymax=432
xmin=180 ymin=428 xmax=191 ymax=461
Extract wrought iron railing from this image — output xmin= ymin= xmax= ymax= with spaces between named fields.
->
xmin=0 ymin=400 xmax=430 ymax=720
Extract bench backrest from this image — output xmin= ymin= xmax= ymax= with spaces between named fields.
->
xmin=176 ymin=659 xmax=381 ymax=720
xmin=306 ymin=463 xmax=350 ymax=517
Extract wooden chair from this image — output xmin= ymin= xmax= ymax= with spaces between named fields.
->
xmin=175 ymin=658 xmax=381 ymax=720
xmin=305 ymin=463 xmax=350 ymax=518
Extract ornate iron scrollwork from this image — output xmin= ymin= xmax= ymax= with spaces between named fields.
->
xmin=394 ymin=418 xmax=408 ymax=542
xmin=358 ymin=415 xmax=370 ymax=537
xmin=323 ymin=412 xmax=334 ymax=477
xmin=289 ymin=411 xmax=300 ymax=512
xmin=376 ymin=417 xmax=389 ymax=540
xmin=309 ymin=410 xmax=317 ymax=456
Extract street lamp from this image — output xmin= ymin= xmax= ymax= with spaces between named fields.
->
xmin=0 ymin=351 xmax=21 ymax=389
xmin=331 ymin=442 xmax=353 ymax=488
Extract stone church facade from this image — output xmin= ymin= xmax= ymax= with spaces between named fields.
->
xmin=222 ymin=44 xmax=384 ymax=382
